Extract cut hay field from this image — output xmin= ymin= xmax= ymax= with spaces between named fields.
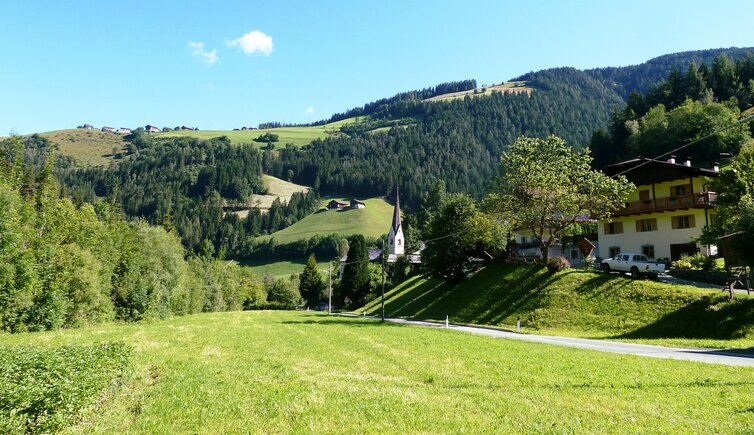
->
xmin=426 ymin=81 xmax=534 ymax=101
xmin=39 ymin=129 xmax=127 ymax=166
xmin=361 ymin=263 xmax=754 ymax=350
xmin=155 ymin=118 xmax=359 ymax=147
xmin=2 ymin=311 xmax=753 ymax=433
xmin=245 ymin=175 xmax=310 ymax=214
xmin=258 ymin=197 xmax=393 ymax=243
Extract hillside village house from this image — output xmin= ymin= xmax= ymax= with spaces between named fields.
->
xmin=145 ymin=125 xmax=161 ymax=133
xmin=101 ymin=126 xmax=115 ymax=132
xmin=327 ymin=200 xmax=349 ymax=210
xmin=118 ymin=127 xmax=132 ymax=134
xmin=512 ymin=217 xmax=597 ymax=264
xmin=350 ymin=199 xmax=366 ymax=209
xmin=598 ymin=156 xmax=719 ymax=261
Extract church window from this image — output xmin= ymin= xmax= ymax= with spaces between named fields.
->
xmin=398 ymin=239 xmax=401 ymax=245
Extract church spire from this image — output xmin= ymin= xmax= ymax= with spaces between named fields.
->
xmin=391 ymin=187 xmax=401 ymax=232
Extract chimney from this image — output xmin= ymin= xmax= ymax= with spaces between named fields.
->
xmin=668 ymin=155 xmax=676 ymax=164
xmin=713 ymin=162 xmax=720 ymax=172
xmin=684 ymin=157 xmax=692 ymax=167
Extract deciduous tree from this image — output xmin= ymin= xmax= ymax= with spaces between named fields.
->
xmin=487 ymin=135 xmax=633 ymax=263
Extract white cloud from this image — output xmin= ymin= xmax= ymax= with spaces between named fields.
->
xmin=304 ymin=106 xmax=315 ymax=115
xmin=227 ymin=30 xmax=273 ymax=56
xmin=188 ymin=41 xmax=218 ymax=65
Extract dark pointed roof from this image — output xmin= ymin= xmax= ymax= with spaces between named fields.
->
xmin=391 ymin=187 xmax=402 ymax=232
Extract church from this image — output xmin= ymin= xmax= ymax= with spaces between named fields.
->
xmin=339 ymin=188 xmax=422 ymax=271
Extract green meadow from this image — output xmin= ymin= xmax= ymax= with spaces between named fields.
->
xmin=155 ymin=118 xmax=359 ymax=147
xmin=244 ymin=258 xmax=331 ymax=279
xmin=361 ymin=263 xmax=754 ymax=349
xmin=258 ymin=197 xmax=394 ymax=244
xmin=2 ymin=311 xmax=753 ymax=433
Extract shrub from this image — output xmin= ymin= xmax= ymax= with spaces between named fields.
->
xmin=0 ymin=342 xmax=132 ymax=434
xmin=687 ymin=253 xmax=716 ymax=272
xmin=546 ymin=256 xmax=571 ymax=272
xmin=672 ymin=258 xmax=693 ymax=270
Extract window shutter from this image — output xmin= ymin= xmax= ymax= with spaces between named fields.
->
xmin=671 ymin=216 xmax=679 ymax=229
xmin=688 ymin=215 xmax=695 ymax=228
xmin=604 ymin=223 xmax=610 ymax=234
xmin=635 ymin=220 xmax=641 ymax=232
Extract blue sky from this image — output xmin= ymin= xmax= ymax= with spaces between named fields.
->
xmin=2 ymin=0 xmax=753 ymax=134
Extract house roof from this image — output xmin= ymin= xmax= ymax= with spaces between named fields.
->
xmin=391 ymin=188 xmax=402 ymax=232
xmin=602 ymin=158 xmax=719 ymax=185
xmin=350 ymin=199 xmax=366 ymax=205
xmin=340 ymin=249 xmax=383 ymax=263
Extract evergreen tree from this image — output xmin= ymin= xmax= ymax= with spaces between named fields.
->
xmin=298 ymin=254 xmax=325 ymax=307
xmin=337 ymin=235 xmax=371 ymax=308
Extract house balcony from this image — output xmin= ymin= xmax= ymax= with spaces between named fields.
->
xmin=514 ymin=241 xmax=541 ymax=250
xmin=613 ymin=191 xmax=717 ymax=217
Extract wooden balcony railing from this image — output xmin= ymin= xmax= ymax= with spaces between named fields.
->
xmin=613 ymin=192 xmax=717 ymax=217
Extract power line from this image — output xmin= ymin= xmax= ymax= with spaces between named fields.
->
xmin=611 ymin=113 xmax=754 ymax=178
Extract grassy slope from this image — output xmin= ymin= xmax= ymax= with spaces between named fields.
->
xmin=258 ymin=197 xmax=393 ymax=243
xmin=361 ymin=263 xmax=754 ymax=349
xmin=39 ymin=129 xmax=127 ymax=166
xmin=244 ymin=174 xmax=310 ymax=214
xmin=154 ymin=118 xmax=359 ymax=147
xmin=427 ymin=81 xmax=534 ymax=101
xmin=243 ymin=258 xmax=330 ymax=279
xmin=1 ymin=311 xmax=752 ymax=433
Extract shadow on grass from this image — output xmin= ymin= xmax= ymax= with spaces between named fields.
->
xmin=280 ymin=318 xmax=402 ymax=327
xmin=614 ymin=296 xmax=754 ymax=342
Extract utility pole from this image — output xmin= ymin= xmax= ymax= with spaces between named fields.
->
xmin=328 ymin=261 xmax=332 ymax=315
xmin=381 ymin=239 xmax=386 ymax=321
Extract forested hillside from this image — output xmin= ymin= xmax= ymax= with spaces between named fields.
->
xmin=59 ymin=133 xmax=320 ymax=256
xmin=583 ymin=47 xmax=754 ymax=98
xmin=590 ymin=52 xmax=754 ymax=167
xmin=266 ymin=68 xmax=624 ymax=207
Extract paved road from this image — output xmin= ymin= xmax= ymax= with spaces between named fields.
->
xmin=340 ymin=314 xmax=754 ymax=367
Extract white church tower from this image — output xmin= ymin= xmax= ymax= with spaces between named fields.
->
xmin=387 ymin=187 xmax=404 ymax=259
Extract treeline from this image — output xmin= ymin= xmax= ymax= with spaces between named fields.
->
xmin=265 ymin=68 xmax=623 ymax=206
xmin=0 ymin=138 xmax=266 ymax=333
xmin=590 ymin=53 xmax=754 ymax=167
xmin=59 ymin=134 xmax=320 ymax=256
xmin=324 ymin=80 xmax=478 ymax=124
xmin=584 ymin=47 xmax=754 ymax=98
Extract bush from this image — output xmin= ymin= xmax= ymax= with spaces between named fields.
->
xmin=546 ymin=256 xmax=571 ymax=272
xmin=0 ymin=342 xmax=132 ymax=434
xmin=673 ymin=254 xmax=715 ymax=271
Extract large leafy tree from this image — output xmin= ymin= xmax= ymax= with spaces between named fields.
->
xmin=298 ymin=254 xmax=325 ymax=307
xmin=701 ymin=143 xmax=754 ymax=267
xmin=422 ymin=193 xmax=508 ymax=281
xmin=487 ymin=135 xmax=633 ymax=263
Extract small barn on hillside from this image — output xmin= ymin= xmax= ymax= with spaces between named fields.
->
xmin=327 ymin=200 xmax=349 ymax=210
xmin=350 ymin=199 xmax=366 ymax=209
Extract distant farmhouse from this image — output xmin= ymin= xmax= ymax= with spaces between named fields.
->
xmin=327 ymin=200 xmax=349 ymax=210
xmin=350 ymin=199 xmax=366 ymax=209
xmin=118 ymin=127 xmax=132 ymax=134
xmin=145 ymin=125 xmax=161 ymax=133
xmin=81 ymin=124 xmax=95 ymax=130
xmin=101 ymin=126 xmax=116 ymax=133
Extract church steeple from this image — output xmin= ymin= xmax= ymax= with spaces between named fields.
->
xmin=391 ymin=187 xmax=402 ymax=232
xmin=387 ymin=187 xmax=404 ymax=256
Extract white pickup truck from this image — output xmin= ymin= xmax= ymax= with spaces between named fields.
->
xmin=601 ymin=253 xmax=666 ymax=279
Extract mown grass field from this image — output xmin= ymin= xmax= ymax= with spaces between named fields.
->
xmin=39 ymin=129 xmax=127 ymax=166
xmin=258 ymin=197 xmax=394 ymax=243
xmin=361 ymin=263 xmax=754 ymax=349
xmin=426 ymin=81 xmax=534 ymax=101
xmin=1 ymin=311 xmax=753 ymax=433
xmin=155 ymin=118 xmax=359 ymax=147
xmin=244 ymin=258 xmax=331 ymax=279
